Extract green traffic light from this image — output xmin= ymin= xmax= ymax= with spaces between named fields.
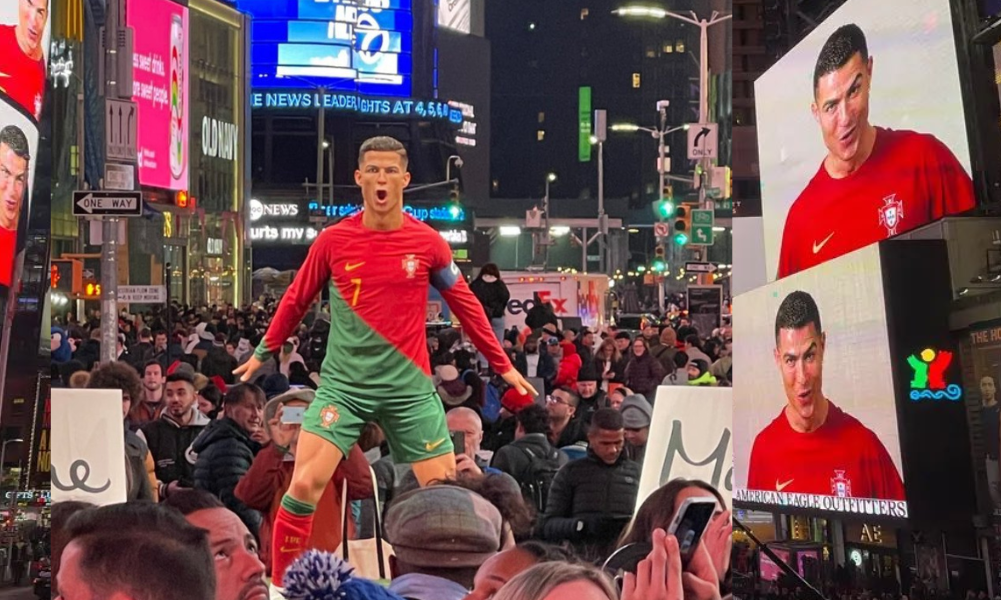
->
xmin=652 ymin=260 xmax=666 ymax=272
xmin=449 ymin=204 xmax=462 ymax=219
xmin=657 ymin=200 xmax=675 ymax=218
xmin=674 ymin=233 xmax=688 ymax=246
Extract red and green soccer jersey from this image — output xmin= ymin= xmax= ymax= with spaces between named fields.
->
xmin=254 ymin=212 xmax=512 ymax=399
xmin=777 ymin=128 xmax=976 ymax=279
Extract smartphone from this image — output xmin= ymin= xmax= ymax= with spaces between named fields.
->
xmin=281 ymin=406 xmax=306 ymax=424
xmin=450 ymin=431 xmax=465 ymax=455
xmin=667 ymin=497 xmax=717 ymax=566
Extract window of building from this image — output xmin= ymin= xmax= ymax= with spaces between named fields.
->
xmin=676 ymin=40 xmax=685 ymax=52
xmin=537 ymin=130 xmax=546 ymax=141
xmin=580 ymin=8 xmax=589 ymax=19
xmin=664 ymin=42 xmax=674 ymax=53
xmin=538 ymin=112 xmax=545 ymax=123
xmin=632 ymin=73 xmax=641 ymax=88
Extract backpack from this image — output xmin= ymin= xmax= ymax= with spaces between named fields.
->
xmin=519 ymin=444 xmax=562 ymax=514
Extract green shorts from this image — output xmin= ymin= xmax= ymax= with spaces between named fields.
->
xmin=302 ymin=389 xmax=454 ymax=464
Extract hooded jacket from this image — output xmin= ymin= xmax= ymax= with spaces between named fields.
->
xmin=192 ymin=417 xmax=264 ymax=536
xmin=689 ymin=359 xmax=717 ymax=386
xmin=469 ymin=275 xmax=511 ymax=320
xmin=141 ymin=407 xmax=211 ymax=491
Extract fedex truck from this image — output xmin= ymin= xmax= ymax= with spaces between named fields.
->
xmin=500 ymin=272 xmax=610 ymax=332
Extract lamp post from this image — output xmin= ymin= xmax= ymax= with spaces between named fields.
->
xmin=0 ymin=438 xmax=21 ymax=583
xmin=544 ymin=173 xmax=557 ymax=270
xmin=446 ymin=155 xmax=463 ymax=183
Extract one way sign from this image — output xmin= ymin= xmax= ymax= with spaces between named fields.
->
xmin=73 ymin=191 xmax=143 ymax=217
xmin=687 ymin=123 xmax=718 ymax=160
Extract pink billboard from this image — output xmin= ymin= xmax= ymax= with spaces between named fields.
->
xmin=127 ymin=0 xmax=188 ymax=191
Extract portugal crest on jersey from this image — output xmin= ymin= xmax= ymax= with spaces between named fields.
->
xmin=878 ymin=194 xmax=904 ymax=236
xmin=402 ymin=254 xmax=418 ymax=279
xmin=320 ymin=405 xmax=340 ymax=428
xmin=831 ymin=470 xmax=852 ymax=498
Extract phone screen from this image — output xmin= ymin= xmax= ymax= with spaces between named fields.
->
xmin=668 ymin=499 xmax=717 ymax=565
xmin=281 ymin=406 xmax=305 ymax=424
xmin=450 ymin=431 xmax=465 ymax=455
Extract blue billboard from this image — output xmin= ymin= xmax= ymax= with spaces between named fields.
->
xmin=236 ymin=0 xmax=414 ymax=96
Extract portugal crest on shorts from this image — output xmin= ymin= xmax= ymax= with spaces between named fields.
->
xmin=319 ymin=405 xmax=340 ymax=428
xmin=878 ymin=194 xmax=904 ymax=236
xmin=831 ymin=470 xmax=852 ymax=498
xmin=402 ymin=254 xmax=418 ymax=279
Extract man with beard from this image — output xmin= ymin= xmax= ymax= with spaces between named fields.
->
xmin=141 ymin=371 xmax=211 ymax=500
xmin=130 ymin=360 xmax=166 ymax=429
xmin=574 ymin=368 xmax=606 ymax=429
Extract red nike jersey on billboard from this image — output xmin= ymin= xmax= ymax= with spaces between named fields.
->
xmin=0 ymin=26 xmax=45 ymax=120
xmin=777 ymin=128 xmax=975 ymax=279
xmin=747 ymin=402 xmax=905 ymax=501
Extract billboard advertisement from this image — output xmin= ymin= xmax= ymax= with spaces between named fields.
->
xmin=733 ymin=245 xmax=906 ymax=517
xmin=237 ymin=0 xmax=414 ymax=97
xmin=127 ymin=0 xmax=189 ymax=191
xmin=755 ymin=0 xmax=975 ymax=282
xmin=0 ymin=0 xmax=50 ymax=122
xmin=0 ymin=100 xmax=38 ymax=289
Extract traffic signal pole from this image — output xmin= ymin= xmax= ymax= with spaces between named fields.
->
xmin=100 ymin=0 xmax=124 ymax=364
xmin=657 ymin=107 xmax=667 ymax=310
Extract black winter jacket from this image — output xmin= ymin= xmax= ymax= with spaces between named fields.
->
xmin=125 ymin=428 xmax=154 ymax=502
xmin=469 ymin=277 xmax=511 ymax=320
xmin=192 ymin=417 xmax=263 ymax=536
xmin=141 ymin=409 xmax=211 ymax=489
xmin=201 ymin=346 xmax=238 ymax=384
xmin=491 ymin=433 xmax=569 ymax=485
xmin=539 ymin=448 xmax=640 ymax=561
xmin=624 ymin=352 xmax=666 ymax=399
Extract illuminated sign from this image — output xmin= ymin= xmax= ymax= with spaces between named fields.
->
xmin=308 ymin=202 xmax=467 ymax=222
xmin=438 ymin=229 xmax=467 ymax=245
xmin=250 ymin=225 xmax=320 ymax=243
xmin=449 ymin=100 xmax=477 ymax=147
xmin=250 ymin=199 xmax=300 ymax=222
xmin=236 ymin=0 xmax=414 ymax=96
xmin=250 ymin=91 xmax=464 ymax=125
xmin=907 ymin=348 xmax=962 ymax=401
xmin=201 ymin=117 xmax=239 ymax=161
xmin=438 ymin=0 xmax=470 ymax=34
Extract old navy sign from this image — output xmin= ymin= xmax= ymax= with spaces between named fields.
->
xmin=251 ymin=90 xmax=465 ymax=125
xmin=201 ymin=117 xmax=239 ymax=161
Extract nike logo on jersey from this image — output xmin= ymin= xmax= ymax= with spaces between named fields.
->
xmin=812 ymin=232 xmax=835 ymax=254
xmin=425 ymin=438 xmax=446 ymax=452
xmin=345 ymin=262 xmax=365 ymax=271
xmin=776 ymin=479 xmax=794 ymax=491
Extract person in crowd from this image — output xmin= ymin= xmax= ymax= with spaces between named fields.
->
xmin=58 ymin=502 xmax=215 ymax=600
xmin=197 ymin=382 xmax=224 ymax=420
xmin=652 ymin=327 xmax=679 ymax=373
xmin=525 ymin=294 xmax=559 ymax=332
xmin=546 ymin=387 xmax=587 ymax=449
xmin=519 ymin=333 xmax=554 ymax=382
xmin=540 ymin=408 xmax=639 ymax=561
xmin=87 ymin=362 xmax=157 ymax=502
xmin=688 ymin=358 xmax=718 ymax=386
xmin=469 ymin=263 xmax=511 ymax=344
xmin=141 ymin=371 xmax=212 ymax=500
xmin=192 ymin=383 xmax=266 ymax=537
xmin=618 ymin=478 xmax=732 ymax=596
xmin=235 ymin=388 xmax=373 ymax=576
xmin=165 ymin=490 xmax=270 ymax=600
xmin=281 ymin=550 xmax=406 ymax=600
xmin=384 ymin=485 xmax=506 ymax=600
xmin=482 ymin=387 xmax=535 ymax=452
xmin=278 ymin=338 xmax=306 ymax=378
xmin=574 ymin=368 xmax=606 ymax=429
xmin=613 ymin=331 xmax=632 ymax=357
xmin=203 ymin=332 xmax=239 ymax=384
xmin=448 ymin=406 xmax=499 ymax=476
xmin=576 ymin=328 xmax=596 ymax=364
xmin=554 ymin=339 xmax=582 ymax=391
xmin=620 ymin=394 xmax=652 ymax=466
xmin=194 ymin=322 xmax=216 ymax=352
xmin=684 ymin=334 xmax=712 ymax=366
xmin=593 ymin=337 xmax=627 ymax=393
xmin=436 ymin=364 xmax=480 ymax=416
xmin=52 ymin=501 xmax=95 ymax=598
xmin=491 ymin=561 xmax=618 ymax=600
xmin=710 ymin=339 xmax=732 ymax=383
xmin=463 ymin=541 xmax=575 ymax=600
xmin=624 ymin=337 xmax=666 ymax=400
xmin=129 ymin=360 xmax=166 ymax=429
xmin=662 ymin=351 xmax=690 ymax=386
xmin=540 ymin=338 xmax=561 ymax=395
xmin=606 ymin=386 xmax=632 ymax=411
xmin=490 ymin=404 xmax=568 ymax=509
xmin=131 ymin=328 xmax=155 ymax=366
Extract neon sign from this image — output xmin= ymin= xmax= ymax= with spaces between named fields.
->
xmin=308 ymin=202 xmax=466 ymax=222
xmin=250 ymin=91 xmax=464 ymax=125
xmin=907 ymin=348 xmax=962 ymax=401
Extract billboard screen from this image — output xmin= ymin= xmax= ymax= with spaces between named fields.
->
xmin=127 ymin=0 xmax=189 ymax=191
xmin=237 ymin=0 xmax=413 ymax=97
xmin=0 ymin=0 xmax=50 ymax=122
xmin=733 ymin=245 xmax=907 ymax=518
xmin=0 ymin=99 xmax=37 ymax=289
xmin=755 ymin=0 xmax=975 ymax=282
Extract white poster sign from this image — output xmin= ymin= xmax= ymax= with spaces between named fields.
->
xmin=52 ymin=389 xmax=127 ymax=506
xmin=638 ymin=386 xmax=732 ymax=511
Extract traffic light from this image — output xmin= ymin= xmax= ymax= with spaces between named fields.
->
xmin=448 ymin=187 xmax=462 ymax=219
xmin=673 ymin=204 xmax=692 ymax=245
xmin=51 ymin=259 xmax=82 ymax=294
xmin=652 ymin=245 xmax=666 ymax=272
xmin=653 ymin=184 xmax=674 ymax=220
xmin=723 ymin=166 xmax=732 ymax=199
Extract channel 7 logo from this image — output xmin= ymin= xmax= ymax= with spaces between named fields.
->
xmin=906 ymin=348 xmax=962 ymax=402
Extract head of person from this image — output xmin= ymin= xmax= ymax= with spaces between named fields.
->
xmin=811 ymin=24 xmax=873 ymax=167
xmin=546 ymin=387 xmax=578 ymax=422
xmin=491 ymin=561 xmax=618 ymax=600
xmin=719 ymin=339 xmax=732 ymax=358
xmin=165 ymin=372 xmax=198 ymax=420
xmin=479 ymin=263 xmax=502 ymax=280
xmin=688 ymin=359 xmax=709 ymax=380
xmin=515 ymin=403 xmax=550 ymax=440
xmin=164 ymin=490 xmax=268 ymax=600
xmin=447 ymin=406 xmax=484 ymax=457
xmin=355 ymin=136 xmax=411 ymax=218
xmin=466 ymin=541 xmax=575 ymax=600
xmin=614 ymin=331 xmax=631 ymax=353
xmin=642 ymin=324 xmax=658 ymax=341
xmin=607 ymin=387 xmax=631 ymax=411
xmin=52 ymin=501 xmax=95 ymax=597
xmin=596 ymin=337 xmax=619 ymax=362
xmin=684 ymin=334 xmax=701 ymax=350
xmin=385 ymin=485 xmax=504 ymax=589
xmin=588 ymin=408 xmax=625 ymax=465
xmin=581 ymin=329 xmax=595 ymax=348
xmin=222 ymin=384 xmax=266 ymax=436
xmin=17 ymin=0 xmax=48 ymax=60
xmin=774 ymin=291 xmax=827 ymax=428
xmin=197 ymin=383 xmax=223 ymax=419
xmin=660 ymin=326 xmax=677 ymax=347
xmin=545 ymin=337 xmax=562 ymax=358
xmin=618 ymin=478 xmax=729 ymax=580
xmin=139 ymin=328 xmax=152 ymax=343
xmin=619 ymin=394 xmax=652 ymax=448
xmin=983 ymin=376 xmax=997 ymax=405
xmin=563 ymin=329 xmax=577 ymax=343
xmin=576 ymin=370 xmax=599 ymax=400
xmin=86 ymin=361 xmax=142 ymax=420
xmin=631 ymin=336 xmax=649 ymax=358
xmin=154 ymin=330 xmax=168 ymax=351
xmin=142 ymin=360 xmax=165 ymax=395
xmin=59 ymin=502 xmax=215 ymax=600
xmin=0 ymin=125 xmax=30 ymax=231
xmin=524 ymin=334 xmax=540 ymax=354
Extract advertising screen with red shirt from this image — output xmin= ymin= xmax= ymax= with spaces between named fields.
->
xmin=753 ymin=0 xmax=976 ymax=283
xmin=0 ymin=99 xmax=38 ymax=290
xmin=127 ymin=0 xmax=189 ymax=191
xmin=0 ymin=0 xmax=50 ymax=123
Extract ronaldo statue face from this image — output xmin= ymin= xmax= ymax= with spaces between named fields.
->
xmin=355 ymin=150 xmax=411 ymax=218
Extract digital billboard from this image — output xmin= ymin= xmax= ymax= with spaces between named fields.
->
xmin=755 ymin=0 xmax=975 ymax=282
xmin=0 ymin=99 xmax=37 ymax=289
xmin=0 ymin=0 xmax=50 ymax=122
xmin=127 ymin=0 xmax=189 ymax=191
xmin=236 ymin=0 xmax=413 ymax=97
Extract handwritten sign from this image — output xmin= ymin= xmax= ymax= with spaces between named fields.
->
xmin=638 ymin=387 xmax=733 ymax=511
xmin=52 ymin=389 xmax=127 ymax=505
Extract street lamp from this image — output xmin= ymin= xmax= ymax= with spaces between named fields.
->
xmin=544 ymin=173 xmax=557 ymax=270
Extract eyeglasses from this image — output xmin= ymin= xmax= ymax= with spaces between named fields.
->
xmin=546 ymin=395 xmax=570 ymax=406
